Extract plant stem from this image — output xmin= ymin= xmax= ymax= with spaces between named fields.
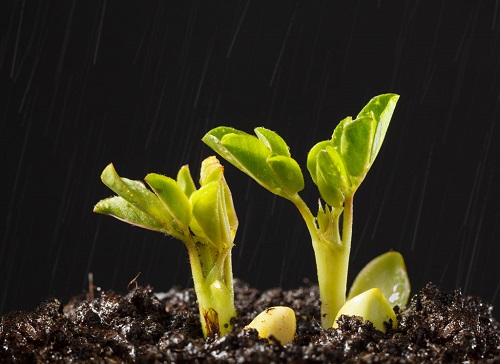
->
xmin=290 ymin=194 xmax=319 ymax=240
xmin=292 ymin=193 xmax=355 ymax=328
xmin=186 ymin=242 xmax=236 ymax=338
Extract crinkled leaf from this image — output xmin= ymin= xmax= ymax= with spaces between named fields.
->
xmin=307 ymin=140 xmax=331 ymax=186
xmin=145 ymin=173 xmax=192 ymax=228
xmin=347 ymin=251 xmax=410 ymax=308
xmin=100 ymin=163 xmax=171 ymax=225
xmin=266 ymin=154 xmax=304 ymax=195
xmin=356 ymin=94 xmax=399 ymax=166
xmin=255 ymin=127 xmax=290 ymax=157
xmin=94 ymin=196 xmax=165 ymax=232
xmin=177 ymin=165 xmax=197 ymax=197
xmin=340 ymin=114 xmax=376 ymax=179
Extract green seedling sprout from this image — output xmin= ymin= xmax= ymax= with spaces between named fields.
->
xmin=203 ymin=94 xmax=410 ymax=329
xmin=94 ymin=156 xmax=238 ymax=338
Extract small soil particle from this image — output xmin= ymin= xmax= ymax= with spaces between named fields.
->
xmin=1 ymin=281 xmax=499 ymax=363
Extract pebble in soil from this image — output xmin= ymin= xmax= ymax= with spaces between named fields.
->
xmin=0 ymin=280 xmax=499 ymax=363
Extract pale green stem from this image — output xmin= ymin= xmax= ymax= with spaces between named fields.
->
xmin=290 ymin=194 xmax=320 ymax=240
xmin=186 ymin=242 xmax=236 ymax=338
xmin=342 ymin=193 xmax=354 ymax=262
xmin=291 ymin=193 xmax=355 ymax=328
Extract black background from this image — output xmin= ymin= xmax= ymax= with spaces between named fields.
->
xmin=1 ymin=1 xmax=499 ymax=318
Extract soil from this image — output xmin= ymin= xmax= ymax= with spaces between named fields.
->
xmin=1 ymin=280 xmax=499 ymax=363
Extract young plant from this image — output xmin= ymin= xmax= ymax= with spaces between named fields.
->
xmin=93 ymin=156 xmax=238 ymax=338
xmin=203 ymin=94 xmax=410 ymax=329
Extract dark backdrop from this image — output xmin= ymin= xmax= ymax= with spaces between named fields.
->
xmin=1 ymin=1 xmax=499 ymax=318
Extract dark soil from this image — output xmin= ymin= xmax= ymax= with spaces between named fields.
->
xmin=1 ymin=280 xmax=499 ymax=363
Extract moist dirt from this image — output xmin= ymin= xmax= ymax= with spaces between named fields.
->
xmin=1 ymin=280 xmax=499 ymax=363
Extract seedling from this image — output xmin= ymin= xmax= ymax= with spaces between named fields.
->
xmin=203 ymin=94 xmax=410 ymax=329
xmin=94 ymin=156 xmax=237 ymax=338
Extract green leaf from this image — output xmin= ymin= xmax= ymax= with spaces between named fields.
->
xmin=254 ymin=127 xmax=291 ymax=157
xmin=357 ymin=94 xmax=399 ymax=166
xmin=316 ymin=161 xmax=344 ymax=209
xmin=219 ymin=133 xmax=281 ymax=193
xmin=202 ymin=126 xmax=250 ymax=167
xmin=177 ymin=165 xmax=197 ymax=197
xmin=100 ymin=163 xmax=171 ymax=225
xmin=200 ymin=156 xmax=224 ymax=186
xmin=190 ymin=182 xmax=220 ymax=245
xmin=331 ymin=116 xmax=351 ymax=150
xmin=266 ymin=154 xmax=304 ymax=195
xmin=312 ymin=146 xmax=348 ymax=208
xmin=347 ymin=251 xmax=410 ymax=308
xmin=202 ymin=156 xmax=238 ymax=236
xmin=187 ymin=157 xmax=238 ymax=248
xmin=334 ymin=288 xmax=397 ymax=332
xmin=307 ymin=140 xmax=331 ymax=186
xmin=221 ymin=176 xmax=238 ymax=241
xmin=316 ymin=146 xmax=351 ymax=191
xmin=191 ymin=181 xmax=231 ymax=248
xmin=204 ymin=127 xmax=302 ymax=200
xmin=201 ymin=156 xmax=238 ymax=243
xmin=145 ymin=173 xmax=192 ymax=228
xmin=340 ymin=115 xmax=376 ymax=179
xmin=94 ymin=196 xmax=165 ymax=232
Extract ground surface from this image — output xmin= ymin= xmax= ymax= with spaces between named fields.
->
xmin=1 ymin=280 xmax=499 ymax=363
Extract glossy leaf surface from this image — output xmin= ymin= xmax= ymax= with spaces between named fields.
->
xmin=190 ymin=157 xmax=237 ymax=249
xmin=177 ymin=165 xmax=197 ymax=197
xmin=266 ymin=154 xmax=304 ymax=195
xmin=306 ymin=140 xmax=331 ymax=187
xmin=145 ymin=173 xmax=192 ymax=228
xmin=202 ymin=127 xmax=253 ymax=172
xmin=100 ymin=163 xmax=171 ymax=224
xmin=220 ymin=133 xmax=279 ymax=191
xmin=340 ymin=115 xmax=375 ymax=178
xmin=347 ymin=251 xmax=410 ymax=308
xmin=357 ymin=93 xmax=399 ymax=166
xmin=190 ymin=182 xmax=224 ymax=247
xmin=203 ymin=127 xmax=302 ymax=200
xmin=307 ymin=94 xmax=399 ymax=205
xmin=317 ymin=146 xmax=350 ymax=191
xmin=93 ymin=196 xmax=165 ymax=232
xmin=255 ymin=127 xmax=290 ymax=157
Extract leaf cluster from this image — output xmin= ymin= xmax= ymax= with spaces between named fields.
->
xmin=307 ymin=93 xmax=399 ymax=208
xmin=94 ymin=156 xmax=238 ymax=253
